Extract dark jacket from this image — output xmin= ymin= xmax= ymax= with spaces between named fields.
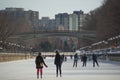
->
xmin=35 ymin=55 xmax=46 ymax=68
xmin=74 ymin=53 xmax=78 ymax=61
xmin=82 ymin=54 xmax=87 ymax=62
xmin=54 ymin=53 xmax=62 ymax=65
xmin=92 ymin=54 xmax=97 ymax=61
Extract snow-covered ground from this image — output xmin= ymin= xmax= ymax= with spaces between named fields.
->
xmin=0 ymin=57 xmax=120 ymax=80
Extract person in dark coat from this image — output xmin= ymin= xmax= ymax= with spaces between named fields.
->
xmin=54 ymin=50 xmax=63 ymax=77
xmin=82 ymin=54 xmax=87 ymax=67
xmin=92 ymin=53 xmax=99 ymax=67
xmin=73 ymin=53 xmax=79 ymax=67
xmin=35 ymin=52 xmax=47 ymax=79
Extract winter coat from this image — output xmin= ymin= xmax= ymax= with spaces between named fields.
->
xmin=35 ymin=55 xmax=46 ymax=68
xmin=74 ymin=53 xmax=78 ymax=61
xmin=92 ymin=54 xmax=97 ymax=61
xmin=54 ymin=54 xmax=63 ymax=66
xmin=82 ymin=55 xmax=87 ymax=62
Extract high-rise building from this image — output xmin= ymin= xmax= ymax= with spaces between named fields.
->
xmin=25 ymin=10 xmax=39 ymax=31
xmin=39 ymin=17 xmax=50 ymax=31
xmin=79 ymin=14 xmax=87 ymax=31
xmin=55 ymin=13 xmax=69 ymax=30
xmin=69 ymin=13 xmax=78 ymax=31
xmin=73 ymin=10 xmax=85 ymax=31
xmin=55 ymin=11 xmax=86 ymax=31
xmin=39 ymin=17 xmax=56 ymax=31
xmin=0 ymin=8 xmax=39 ymax=33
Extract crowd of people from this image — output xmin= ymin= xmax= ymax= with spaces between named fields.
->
xmin=35 ymin=51 xmax=99 ymax=79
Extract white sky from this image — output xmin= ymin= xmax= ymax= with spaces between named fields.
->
xmin=0 ymin=0 xmax=103 ymax=19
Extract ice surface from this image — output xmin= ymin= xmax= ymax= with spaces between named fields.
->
xmin=0 ymin=57 xmax=120 ymax=80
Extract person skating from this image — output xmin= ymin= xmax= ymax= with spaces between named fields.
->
xmin=92 ymin=53 xmax=99 ymax=67
xmin=82 ymin=54 xmax=87 ymax=67
xmin=54 ymin=50 xmax=63 ymax=77
xmin=35 ymin=52 xmax=48 ymax=79
xmin=73 ymin=53 xmax=79 ymax=67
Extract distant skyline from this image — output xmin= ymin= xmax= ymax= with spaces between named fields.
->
xmin=0 ymin=0 xmax=103 ymax=19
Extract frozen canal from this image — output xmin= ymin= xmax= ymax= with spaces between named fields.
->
xmin=0 ymin=57 xmax=120 ymax=80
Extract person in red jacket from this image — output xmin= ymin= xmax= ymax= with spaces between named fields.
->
xmin=35 ymin=52 xmax=48 ymax=79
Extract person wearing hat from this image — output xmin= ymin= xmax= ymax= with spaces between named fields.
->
xmin=35 ymin=52 xmax=48 ymax=79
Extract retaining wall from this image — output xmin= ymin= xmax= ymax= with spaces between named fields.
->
xmin=0 ymin=53 xmax=32 ymax=62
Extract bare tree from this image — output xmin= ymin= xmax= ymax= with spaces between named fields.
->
xmin=0 ymin=13 xmax=16 ymax=49
xmin=96 ymin=0 xmax=120 ymax=40
xmin=14 ymin=17 xmax=31 ymax=34
xmin=0 ymin=12 xmax=31 ymax=51
xmin=84 ymin=0 xmax=120 ymax=41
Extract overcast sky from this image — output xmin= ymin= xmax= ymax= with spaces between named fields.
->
xmin=0 ymin=0 xmax=103 ymax=19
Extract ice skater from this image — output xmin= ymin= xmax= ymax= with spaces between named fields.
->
xmin=73 ymin=53 xmax=79 ymax=67
xmin=35 ymin=52 xmax=48 ymax=79
xmin=92 ymin=53 xmax=99 ymax=67
xmin=54 ymin=50 xmax=63 ymax=77
xmin=82 ymin=54 xmax=87 ymax=67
